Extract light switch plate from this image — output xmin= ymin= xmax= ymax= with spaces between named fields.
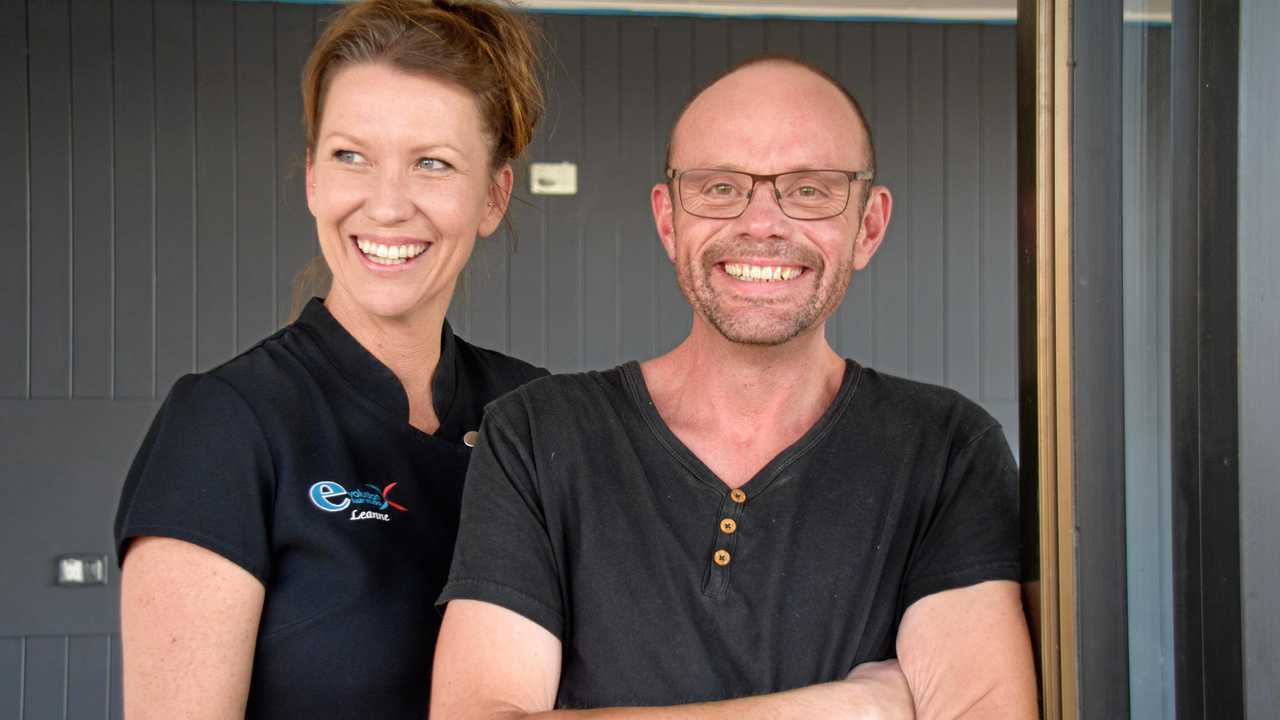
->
xmin=56 ymin=554 xmax=108 ymax=586
xmin=530 ymin=162 xmax=578 ymax=195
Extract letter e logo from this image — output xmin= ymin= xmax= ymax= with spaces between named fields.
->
xmin=309 ymin=481 xmax=350 ymax=512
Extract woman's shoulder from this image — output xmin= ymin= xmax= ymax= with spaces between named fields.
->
xmin=450 ymin=334 xmax=550 ymax=395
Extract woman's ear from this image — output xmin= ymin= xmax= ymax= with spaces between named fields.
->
xmin=479 ymin=163 xmax=516 ymax=238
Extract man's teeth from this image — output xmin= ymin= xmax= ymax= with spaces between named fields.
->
xmin=355 ymin=239 xmax=428 ymax=265
xmin=723 ymin=263 xmax=801 ymax=282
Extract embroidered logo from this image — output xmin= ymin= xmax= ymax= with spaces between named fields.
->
xmin=308 ymin=481 xmax=408 ymax=522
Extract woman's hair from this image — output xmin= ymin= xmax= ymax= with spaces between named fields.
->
xmin=289 ymin=0 xmax=546 ymax=321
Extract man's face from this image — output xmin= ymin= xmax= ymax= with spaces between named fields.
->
xmin=652 ymin=62 xmax=889 ymax=347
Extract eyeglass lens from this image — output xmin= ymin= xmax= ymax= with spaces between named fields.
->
xmin=678 ymin=170 xmax=853 ymax=220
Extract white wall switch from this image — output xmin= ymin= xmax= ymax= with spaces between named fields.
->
xmin=57 ymin=554 xmax=108 ymax=586
xmin=530 ymin=162 xmax=578 ymax=195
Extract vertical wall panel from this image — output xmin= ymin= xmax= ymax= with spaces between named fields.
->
xmin=943 ymin=27 xmax=983 ymax=400
xmin=462 ymin=219 xmax=511 ymax=352
xmin=541 ymin=15 xmax=585 ymax=371
xmin=113 ymin=0 xmax=157 ymax=398
xmin=154 ymin=0 xmax=197 ymax=393
xmin=907 ymin=26 xmax=946 ymax=385
xmin=0 ymin=638 xmax=21 ymax=719
xmin=690 ymin=20 xmax=729 ymax=94
xmin=727 ymin=19 xmax=764 ymax=65
xmin=799 ymin=22 xmax=839 ymax=77
xmin=28 ymin=0 xmax=73 ymax=398
xmin=109 ymin=635 xmax=122 ymax=720
xmin=234 ymin=3 xmax=278 ymax=348
xmin=868 ymin=24 xmax=910 ymax=375
xmin=580 ymin=16 xmax=622 ymax=369
xmin=274 ymin=5 xmax=318 ymax=324
xmin=832 ymin=23 xmax=875 ymax=360
xmin=618 ymin=19 xmax=658 ymax=360
xmin=194 ymin=0 xmax=237 ymax=370
xmin=22 ymin=637 xmax=65 ymax=720
xmin=65 ymin=635 xmax=109 ymax=720
xmin=764 ymin=19 xmax=803 ymax=56
xmin=0 ymin=0 xmax=29 ymax=398
xmin=70 ymin=0 xmax=116 ymax=398
xmin=979 ymin=26 xmax=1017 ymax=410
xmin=653 ymin=19 xmax=693 ymax=356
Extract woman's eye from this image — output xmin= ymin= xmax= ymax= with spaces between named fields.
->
xmin=416 ymin=157 xmax=452 ymax=171
xmin=332 ymin=149 xmax=364 ymax=164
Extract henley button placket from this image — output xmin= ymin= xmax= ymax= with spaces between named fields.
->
xmin=703 ymin=487 xmax=747 ymax=598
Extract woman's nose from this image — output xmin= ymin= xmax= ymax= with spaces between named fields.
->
xmin=363 ymin=170 xmax=415 ymax=225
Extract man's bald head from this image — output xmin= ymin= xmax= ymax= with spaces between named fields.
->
xmin=665 ymin=56 xmax=876 ymax=176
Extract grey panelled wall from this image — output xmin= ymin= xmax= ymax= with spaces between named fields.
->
xmin=0 ymin=0 xmax=1017 ymax=715
xmin=1239 ymin=0 xmax=1280 ymax=716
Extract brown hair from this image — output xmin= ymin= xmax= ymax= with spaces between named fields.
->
xmin=289 ymin=0 xmax=546 ymax=321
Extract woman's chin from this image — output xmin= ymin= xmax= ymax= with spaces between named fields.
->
xmin=330 ymin=282 xmax=445 ymax=325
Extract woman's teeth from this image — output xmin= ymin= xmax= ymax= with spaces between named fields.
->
xmin=356 ymin=239 xmax=428 ymax=266
xmin=723 ymin=263 xmax=801 ymax=282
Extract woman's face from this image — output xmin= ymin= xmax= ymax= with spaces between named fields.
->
xmin=307 ymin=62 xmax=511 ymax=322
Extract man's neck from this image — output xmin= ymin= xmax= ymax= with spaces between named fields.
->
xmin=324 ymin=289 xmax=446 ymax=433
xmin=639 ymin=319 xmax=846 ymax=487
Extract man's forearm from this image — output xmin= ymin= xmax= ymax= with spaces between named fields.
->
xmin=479 ymin=676 xmax=909 ymax=720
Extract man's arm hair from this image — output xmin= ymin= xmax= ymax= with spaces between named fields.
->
xmin=431 ymin=599 xmax=914 ymax=720
xmin=895 ymin=580 xmax=1038 ymax=719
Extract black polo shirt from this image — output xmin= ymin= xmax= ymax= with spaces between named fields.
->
xmin=115 ymin=298 xmax=546 ymax=719
xmin=439 ymin=361 xmax=1020 ymax=708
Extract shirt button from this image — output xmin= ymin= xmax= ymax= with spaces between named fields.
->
xmin=713 ymin=549 xmax=732 ymax=566
xmin=462 ymin=430 xmax=479 ymax=447
xmin=729 ymin=488 xmax=747 ymax=504
xmin=719 ymin=518 xmax=737 ymax=534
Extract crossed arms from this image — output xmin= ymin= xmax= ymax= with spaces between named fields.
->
xmin=430 ymin=579 xmax=1038 ymax=719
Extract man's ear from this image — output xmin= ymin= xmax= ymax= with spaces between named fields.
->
xmin=852 ymin=186 xmax=893 ymax=270
xmin=652 ymin=182 xmax=677 ymax=262
xmin=479 ymin=163 xmax=516 ymax=238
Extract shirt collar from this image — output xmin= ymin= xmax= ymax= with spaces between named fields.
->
xmin=295 ymin=298 xmax=460 ymax=431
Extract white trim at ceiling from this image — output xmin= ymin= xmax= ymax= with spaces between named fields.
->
xmin=516 ymin=1 xmax=1017 ymax=21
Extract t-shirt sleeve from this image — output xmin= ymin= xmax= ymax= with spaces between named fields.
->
xmin=436 ymin=395 xmax=565 ymax=640
xmin=114 ymin=373 xmax=276 ymax=583
xmin=900 ymin=422 xmax=1021 ymax=613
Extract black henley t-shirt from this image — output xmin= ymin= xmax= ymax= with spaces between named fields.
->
xmin=439 ymin=360 xmax=1020 ymax=708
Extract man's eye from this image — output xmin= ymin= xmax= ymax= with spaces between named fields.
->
xmin=708 ymin=182 xmax=739 ymax=196
xmin=795 ymin=185 xmax=823 ymax=197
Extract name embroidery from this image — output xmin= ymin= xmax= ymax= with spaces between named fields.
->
xmin=309 ymin=481 xmax=408 ymax=522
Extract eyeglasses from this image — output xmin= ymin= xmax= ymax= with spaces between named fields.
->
xmin=666 ymin=167 xmax=875 ymax=221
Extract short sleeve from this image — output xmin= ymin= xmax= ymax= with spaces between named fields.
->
xmin=900 ymin=423 xmax=1021 ymax=612
xmin=436 ymin=396 xmax=565 ymax=639
xmin=114 ymin=373 xmax=276 ymax=583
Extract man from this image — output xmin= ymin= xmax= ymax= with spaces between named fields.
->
xmin=431 ymin=58 xmax=1037 ymax=719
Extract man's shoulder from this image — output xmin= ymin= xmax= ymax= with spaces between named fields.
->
xmin=485 ymin=365 xmax=630 ymax=421
xmin=851 ymin=364 xmax=1001 ymax=442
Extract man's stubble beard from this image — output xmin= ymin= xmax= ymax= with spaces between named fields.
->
xmin=672 ymin=225 xmax=857 ymax=347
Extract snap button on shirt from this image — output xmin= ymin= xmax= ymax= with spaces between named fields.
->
xmin=713 ymin=549 xmax=732 ymax=566
xmin=719 ymin=518 xmax=737 ymax=534
xmin=463 ymin=430 xmax=479 ymax=447
xmin=729 ymin=488 xmax=747 ymax=504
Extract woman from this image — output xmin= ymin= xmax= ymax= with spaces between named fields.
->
xmin=114 ymin=1 xmax=545 ymax=717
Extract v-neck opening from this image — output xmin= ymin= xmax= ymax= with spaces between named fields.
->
xmin=294 ymin=298 xmax=467 ymax=448
xmin=619 ymin=359 xmax=863 ymax=500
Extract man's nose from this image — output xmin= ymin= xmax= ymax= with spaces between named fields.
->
xmin=363 ymin=170 xmax=415 ymax=225
xmin=736 ymin=180 xmax=788 ymax=235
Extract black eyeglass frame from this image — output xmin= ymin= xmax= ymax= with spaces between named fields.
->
xmin=665 ymin=166 xmax=876 ymax=221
